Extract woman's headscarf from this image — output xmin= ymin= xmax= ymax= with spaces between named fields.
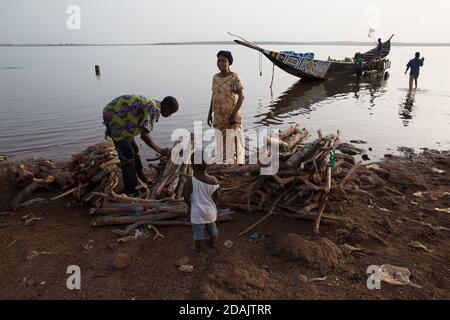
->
xmin=217 ymin=50 xmax=233 ymax=65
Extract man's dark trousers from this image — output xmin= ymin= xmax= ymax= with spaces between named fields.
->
xmin=114 ymin=137 xmax=144 ymax=195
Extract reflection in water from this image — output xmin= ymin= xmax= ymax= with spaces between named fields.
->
xmin=362 ymin=77 xmax=387 ymax=113
xmin=256 ymin=80 xmax=347 ymax=126
xmin=399 ymin=90 xmax=416 ymax=127
xmin=256 ymin=77 xmax=386 ymax=126
xmin=351 ymin=80 xmax=361 ymax=100
xmin=368 ymin=76 xmax=387 ymax=111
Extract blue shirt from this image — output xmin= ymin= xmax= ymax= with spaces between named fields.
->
xmin=407 ymin=58 xmax=424 ymax=76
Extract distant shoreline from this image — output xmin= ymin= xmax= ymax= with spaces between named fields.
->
xmin=1 ymin=41 xmax=450 ymax=47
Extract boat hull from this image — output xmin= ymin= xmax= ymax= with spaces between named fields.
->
xmin=234 ymin=35 xmax=393 ymax=81
xmin=266 ymin=51 xmax=355 ymax=80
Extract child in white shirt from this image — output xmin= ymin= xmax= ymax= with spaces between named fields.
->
xmin=183 ymin=151 xmax=220 ymax=254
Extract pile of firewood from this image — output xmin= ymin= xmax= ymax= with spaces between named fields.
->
xmin=5 ymin=124 xmax=367 ymax=237
xmin=90 ymin=193 xmax=188 ymax=233
xmin=265 ymin=123 xmax=311 ymax=155
xmin=50 ymin=138 xmax=192 ymax=207
xmin=207 ymin=124 xmax=351 ymax=234
xmin=148 ymin=141 xmax=192 ymax=200
xmin=7 ymin=160 xmax=69 ymax=211
xmin=51 ymin=140 xmax=121 ymax=207
xmin=88 ymin=124 xmax=322 ymax=236
xmin=87 ymin=140 xmax=198 ymax=237
xmin=88 ymin=192 xmax=233 ymax=239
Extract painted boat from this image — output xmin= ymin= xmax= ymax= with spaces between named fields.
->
xmin=234 ymin=35 xmax=394 ymax=81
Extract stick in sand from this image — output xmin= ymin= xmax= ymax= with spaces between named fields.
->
xmin=4 ymin=240 xmax=17 ymax=249
xmin=51 ymin=182 xmax=90 ymax=201
xmin=338 ymin=161 xmax=363 ymax=189
xmin=313 ymin=193 xmax=328 ymax=234
xmin=238 ymin=190 xmax=288 ymax=236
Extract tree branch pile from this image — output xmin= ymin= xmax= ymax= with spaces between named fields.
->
xmin=209 ymin=123 xmax=359 ymax=234
xmin=51 ymin=139 xmax=121 ymax=207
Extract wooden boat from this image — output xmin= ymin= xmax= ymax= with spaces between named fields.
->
xmin=234 ymin=35 xmax=394 ymax=81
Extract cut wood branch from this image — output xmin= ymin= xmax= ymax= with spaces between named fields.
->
xmin=12 ymin=176 xmax=55 ymax=211
xmin=239 ymin=190 xmax=289 ymax=236
xmin=92 ymin=210 xmax=187 ymax=227
xmin=279 ymin=123 xmax=300 ymax=139
xmin=313 ymin=193 xmax=328 ymax=234
xmin=51 ymin=182 xmax=90 ymax=201
xmin=7 ymin=164 xmax=34 ymax=187
xmin=338 ymin=161 xmax=363 ymax=189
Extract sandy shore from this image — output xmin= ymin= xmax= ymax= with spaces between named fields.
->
xmin=0 ymin=148 xmax=449 ymax=299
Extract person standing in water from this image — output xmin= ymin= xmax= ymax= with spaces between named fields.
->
xmin=405 ymin=52 xmax=425 ymax=90
xmin=377 ymin=38 xmax=383 ymax=60
xmin=355 ymin=52 xmax=364 ymax=77
xmin=207 ymin=51 xmax=245 ymax=164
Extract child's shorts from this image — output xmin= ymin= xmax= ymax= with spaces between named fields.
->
xmin=192 ymin=222 xmax=218 ymax=240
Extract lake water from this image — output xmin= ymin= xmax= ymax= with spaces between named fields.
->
xmin=1 ymin=44 xmax=449 ymax=162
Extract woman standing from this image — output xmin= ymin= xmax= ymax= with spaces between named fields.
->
xmin=207 ymin=50 xmax=245 ymax=164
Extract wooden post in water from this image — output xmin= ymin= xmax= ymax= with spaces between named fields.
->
xmin=95 ymin=65 xmax=101 ymax=76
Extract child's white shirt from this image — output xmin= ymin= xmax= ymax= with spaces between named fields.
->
xmin=190 ymin=176 xmax=219 ymax=224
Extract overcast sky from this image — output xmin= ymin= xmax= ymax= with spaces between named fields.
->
xmin=0 ymin=0 xmax=448 ymax=44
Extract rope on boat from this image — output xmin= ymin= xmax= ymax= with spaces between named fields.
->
xmin=259 ymin=52 xmax=263 ymax=76
xmin=270 ymin=63 xmax=275 ymax=89
xmin=227 ymin=32 xmax=260 ymax=48
xmin=228 ymin=32 xmax=264 ymax=77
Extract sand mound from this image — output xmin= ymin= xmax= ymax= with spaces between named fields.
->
xmin=199 ymin=258 xmax=272 ymax=300
xmin=271 ymin=233 xmax=342 ymax=272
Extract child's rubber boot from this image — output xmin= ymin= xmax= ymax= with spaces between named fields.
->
xmin=207 ymin=236 xmax=218 ymax=249
xmin=192 ymin=240 xmax=205 ymax=256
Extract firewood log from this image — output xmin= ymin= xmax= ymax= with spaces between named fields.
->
xmin=168 ymin=163 xmax=186 ymax=197
xmin=112 ymin=214 xmax=233 ymax=235
xmin=92 ymin=165 xmax=118 ymax=183
xmin=150 ymin=142 xmax=180 ymax=198
xmin=207 ymin=164 xmax=261 ymax=176
xmin=90 ymin=207 xmax=136 ymax=215
xmin=314 ymin=194 xmax=328 ymax=234
xmin=38 ymin=166 xmax=70 ymax=188
xmin=93 ymin=191 xmax=184 ymax=207
xmin=92 ymin=209 xmax=188 ymax=227
xmin=11 ymin=176 xmax=55 ymax=211
xmin=175 ymin=164 xmax=190 ymax=200
xmin=155 ymin=164 xmax=177 ymax=197
xmin=162 ymin=164 xmax=182 ymax=196
xmin=100 ymin=159 xmax=121 ymax=169
xmin=286 ymin=132 xmax=303 ymax=149
xmin=278 ymin=204 xmax=349 ymax=223
xmin=279 ymin=123 xmax=300 ymax=139
xmin=7 ymin=164 xmax=34 ymax=187
xmin=265 ymin=137 xmax=289 ymax=149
